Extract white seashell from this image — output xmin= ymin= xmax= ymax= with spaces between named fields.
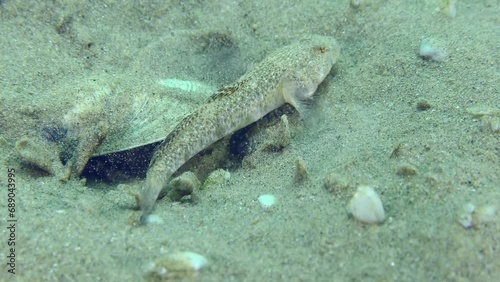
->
xmin=258 ymin=194 xmax=276 ymax=209
xmin=147 ymin=251 xmax=208 ymax=279
xmin=349 ymin=186 xmax=385 ymax=224
xmin=158 ymin=78 xmax=216 ymax=94
xmin=143 ymin=214 xmax=164 ymax=225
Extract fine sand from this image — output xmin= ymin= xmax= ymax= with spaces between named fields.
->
xmin=0 ymin=1 xmax=499 ymax=281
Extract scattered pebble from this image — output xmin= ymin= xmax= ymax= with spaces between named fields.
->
xmin=349 ymin=186 xmax=385 ymax=224
xmin=258 ymin=194 xmax=276 ymax=209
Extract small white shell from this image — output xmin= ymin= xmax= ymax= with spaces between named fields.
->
xmin=258 ymin=194 xmax=276 ymax=209
xmin=349 ymin=186 xmax=385 ymax=224
xmin=158 ymin=78 xmax=215 ymax=94
xmin=147 ymin=251 xmax=208 ymax=279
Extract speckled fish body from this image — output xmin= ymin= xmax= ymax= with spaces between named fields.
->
xmin=140 ymin=35 xmax=340 ymax=223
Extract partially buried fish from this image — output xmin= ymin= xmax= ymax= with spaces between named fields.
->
xmin=140 ymin=35 xmax=340 ymax=223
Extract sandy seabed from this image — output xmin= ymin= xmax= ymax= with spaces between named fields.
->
xmin=0 ymin=0 xmax=499 ymax=281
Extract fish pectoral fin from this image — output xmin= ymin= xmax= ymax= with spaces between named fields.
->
xmin=280 ymin=77 xmax=316 ymax=115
